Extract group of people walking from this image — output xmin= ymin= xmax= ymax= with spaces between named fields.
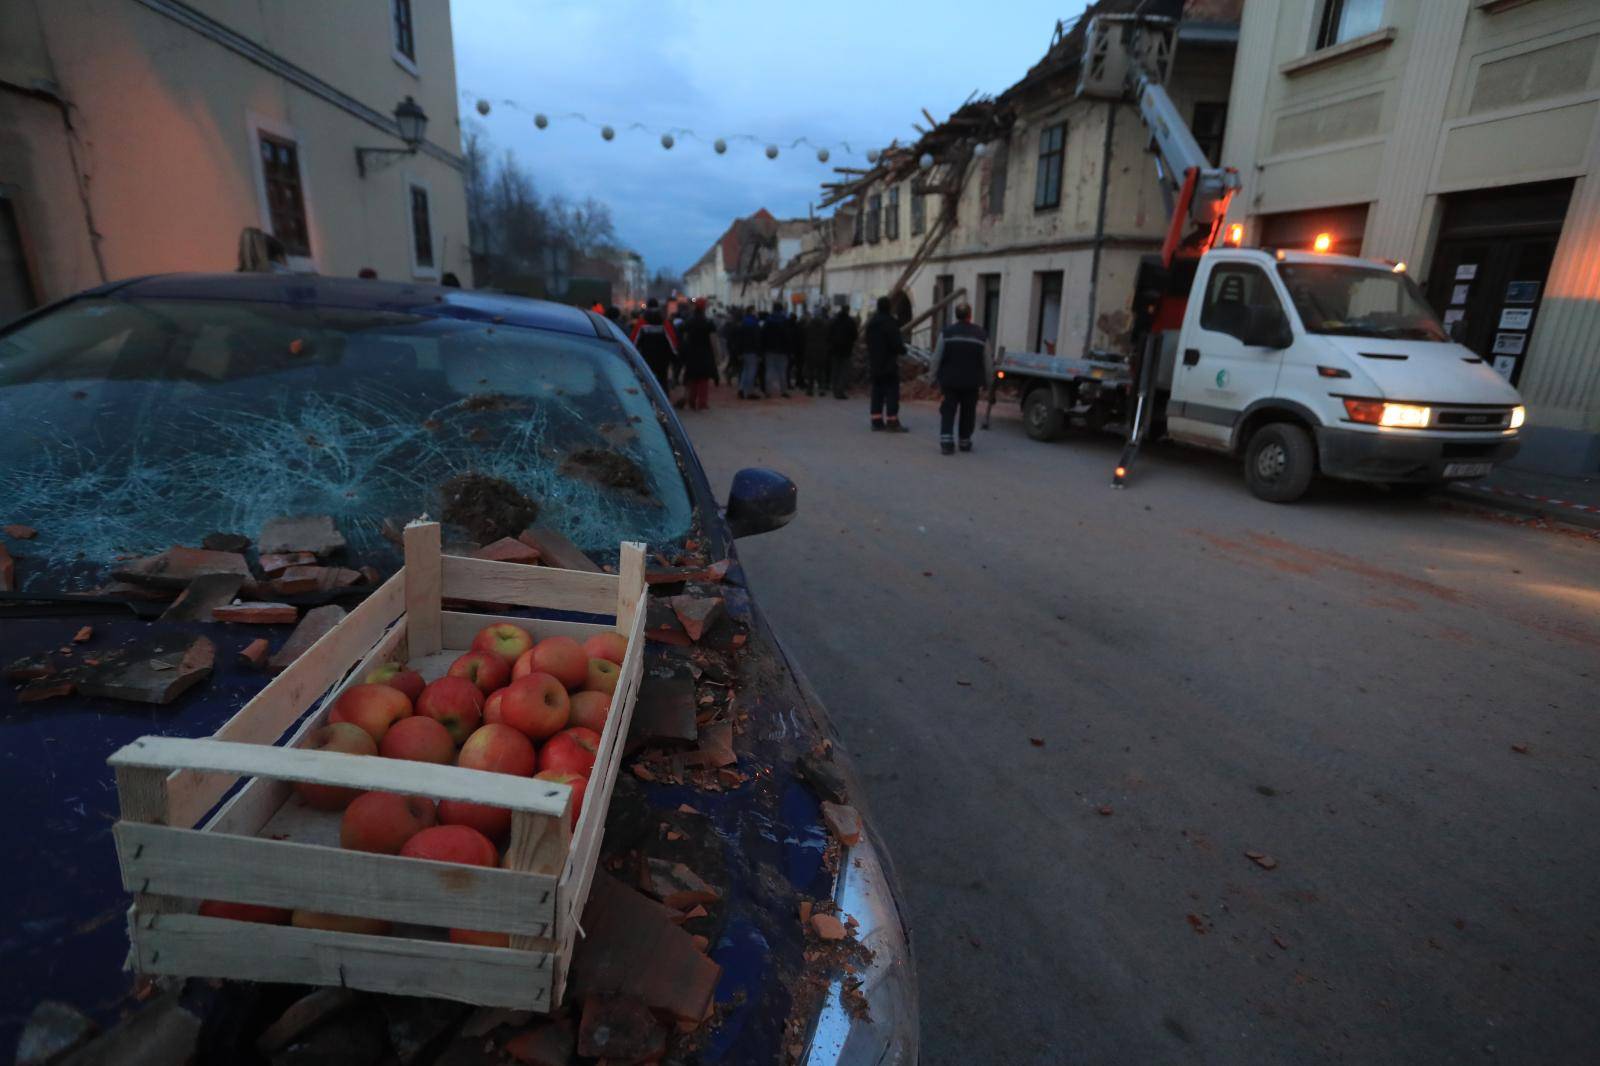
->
xmin=622 ymin=292 xmax=991 ymax=455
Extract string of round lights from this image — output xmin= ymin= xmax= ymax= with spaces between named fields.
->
xmin=468 ymin=94 xmax=871 ymax=164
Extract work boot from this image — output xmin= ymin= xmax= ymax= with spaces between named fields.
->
xmin=885 ymin=419 xmax=908 ymax=432
xmin=870 ymin=418 xmax=885 ymax=431
xmin=958 ymin=439 xmax=972 ymax=452
xmin=940 ymin=439 xmax=955 ymax=455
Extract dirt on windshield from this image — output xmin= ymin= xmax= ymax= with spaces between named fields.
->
xmin=439 ymin=472 xmax=539 ymax=542
xmin=562 ymin=447 xmax=651 ymax=496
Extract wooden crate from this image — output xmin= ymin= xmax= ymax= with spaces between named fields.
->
xmin=106 ymin=520 xmax=648 ymax=1011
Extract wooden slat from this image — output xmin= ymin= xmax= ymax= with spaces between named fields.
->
xmin=506 ymin=805 xmax=570 ymax=953
xmin=615 ymin=542 xmax=646 ymax=636
xmin=113 ymin=738 xmax=570 ymax=817
xmin=203 ymin=618 xmax=410 ymax=839
xmin=130 ymin=911 xmax=554 ymax=1011
xmin=115 ymin=823 xmax=555 ymax=934
xmin=404 ymin=521 xmax=443 ymax=657
xmin=440 ymin=555 xmax=617 ymax=616
xmin=164 ymin=573 xmax=407 ymax=830
xmin=439 ymin=611 xmax=611 ymax=650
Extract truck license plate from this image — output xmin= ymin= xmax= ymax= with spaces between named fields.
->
xmin=1443 ymin=462 xmax=1492 ymax=478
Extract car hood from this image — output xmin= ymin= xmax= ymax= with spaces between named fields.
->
xmin=1315 ymin=336 xmax=1523 ymax=405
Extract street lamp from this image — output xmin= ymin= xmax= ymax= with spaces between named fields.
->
xmin=356 ymin=96 xmax=429 ymax=177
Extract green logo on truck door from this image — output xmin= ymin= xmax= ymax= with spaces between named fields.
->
xmin=1215 ymin=369 xmax=1230 ymax=388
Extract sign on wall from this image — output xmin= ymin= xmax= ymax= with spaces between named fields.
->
xmin=1498 ymin=307 xmax=1533 ymax=330
xmin=1491 ymin=332 xmax=1526 ymax=356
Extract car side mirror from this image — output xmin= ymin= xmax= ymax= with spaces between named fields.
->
xmin=1242 ymin=306 xmax=1292 ymax=349
xmin=726 ymin=468 xmax=797 ymax=538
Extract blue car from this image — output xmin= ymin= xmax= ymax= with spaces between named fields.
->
xmin=0 ymin=274 xmax=916 ymax=1063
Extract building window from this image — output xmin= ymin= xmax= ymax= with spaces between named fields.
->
xmin=910 ymin=194 xmax=926 ymax=236
xmin=987 ymin=137 xmax=1009 ymax=216
xmin=258 ymin=133 xmax=310 ymax=257
xmin=409 ymin=182 xmax=434 ymax=273
xmin=1191 ymin=102 xmax=1228 ymax=167
xmin=851 ymin=206 xmax=863 ymax=246
xmin=885 ymin=186 xmax=900 ymax=240
xmin=866 ymin=193 xmax=882 ymax=244
xmin=392 ymin=0 xmax=416 ymax=62
xmin=1034 ymin=122 xmax=1065 ymax=210
xmin=1316 ymin=0 xmax=1383 ymax=50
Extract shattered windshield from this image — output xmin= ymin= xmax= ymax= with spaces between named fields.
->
xmin=1277 ymin=263 xmax=1448 ymax=342
xmin=0 ymin=297 xmax=695 ymax=590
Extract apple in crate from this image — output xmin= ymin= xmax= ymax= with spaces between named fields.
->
xmin=534 ymin=769 xmax=587 ymax=829
xmin=585 ymin=658 xmax=620 ymax=695
xmin=471 ymin=622 xmax=534 ymax=664
xmin=483 ymin=687 xmax=507 ymax=724
xmin=329 ymin=683 xmax=413 ymax=744
xmin=294 ymin=723 xmax=377 ymax=810
xmin=458 ymin=723 xmax=537 ymax=777
xmin=498 ymin=673 xmax=570 ymax=741
xmin=364 ymin=661 xmax=425 ymax=704
xmin=568 ymin=690 xmax=610 ymax=734
xmin=516 ymin=636 xmax=588 ymax=691
xmin=448 ymin=650 xmax=510 ymax=695
xmin=450 ymin=928 xmax=510 ymax=948
xmin=437 ymin=799 xmax=511 ymax=847
xmin=340 ymin=791 xmax=438 ymax=854
xmin=198 ymin=900 xmax=291 ymax=925
xmin=538 ymin=726 xmax=600 ymax=777
xmin=379 ymin=715 xmax=456 ymax=765
xmin=400 ymin=824 xmax=499 ymax=867
xmin=415 ymin=676 xmax=484 ymax=745
xmin=583 ymin=631 xmax=627 ymax=665
xmin=291 ymin=910 xmax=392 ymax=936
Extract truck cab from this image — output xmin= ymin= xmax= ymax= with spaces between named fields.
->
xmin=1163 ymin=248 xmax=1525 ymax=501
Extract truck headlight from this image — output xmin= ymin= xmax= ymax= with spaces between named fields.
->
xmin=1510 ymin=405 xmax=1526 ymax=429
xmin=1343 ymin=399 xmax=1431 ymax=428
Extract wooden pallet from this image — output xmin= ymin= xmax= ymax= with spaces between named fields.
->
xmin=107 ymin=520 xmax=648 ymax=1011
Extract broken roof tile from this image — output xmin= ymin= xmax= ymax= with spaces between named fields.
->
xmin=473 ymin=537 xmax=542 ymax=565
xmin=159 ymin=573 xmax=245 ymax=623
xmin=68 ymin=635 xmax=214 ymax=705
xmin=268 ymin=605 xmax=346 ymax=674
xmin=259 ymin=515 xmax=346 ymax=557
xmin=570 ymin=871 xmax=721 ymax=1023
xmin=518 ymin=526 xmax=600 ymax=572
xmin=821 ymin=801 xmax=863 ymax=847
xmin=3 ymin=524 xmax=37 ymax=540
xmin=237 ymin=638 xmax=271 ymax=670
xmin=112 ymin=547 xmax=251 ymax=589
xmin=669 ymin=594 xmax=725 ymax=643
xmin=257 ymin=552 xmax=316 ymax=576
xmin=211 ymin=603 xmax=298 ymax=625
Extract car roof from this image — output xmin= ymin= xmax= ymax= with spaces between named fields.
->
xmin=90 ymin=273 xmax=606 ymax=338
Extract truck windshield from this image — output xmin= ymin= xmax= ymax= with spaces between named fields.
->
xmin=1277 ymin=263 xmax=1448 ymax=342
xmin=0 ymin=297 xmax=696 ymax=591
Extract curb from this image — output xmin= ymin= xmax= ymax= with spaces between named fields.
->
xmin=1443 ymin=482 xmax=1600 ymax=533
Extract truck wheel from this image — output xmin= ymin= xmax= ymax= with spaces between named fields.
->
xmin=1023 ymin=388 xmax=1066 ymax=442
xmin=1244 ymin=423 xmax=1315 ymax=502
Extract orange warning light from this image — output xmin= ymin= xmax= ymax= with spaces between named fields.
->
xmin=1226 ymin=223 xmax=1244 ymax=246
xmin=1313 ymin=232 xmax=1332 ymax=253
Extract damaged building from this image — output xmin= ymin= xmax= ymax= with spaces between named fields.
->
xmin=811 ymin=0 xmax=1240 ymax=357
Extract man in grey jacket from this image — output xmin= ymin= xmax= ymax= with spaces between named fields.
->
xmin=927 ymin=304 xmax=992 ymax=454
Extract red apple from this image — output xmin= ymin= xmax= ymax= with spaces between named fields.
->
xmin=528 ymin=636 xmax=588 ymax=691
xmin=450 ymin=927 xmax=511 ymax=947
xmin=400 ymin=824 xmax=499 ymax=867
xmin=471 ymin=622 xmax=534 ymax=664
xmin=497 ymin=673 xmax=570 ymax=741
xmin=365 ymin=661 xmax=425 ymax=704
xmin=538 ymin=727 xmax=600 ymax=777
xmin=583 ymin=631 xmax=628 ymax=665
xmin=458 ymin=723 xmax=537 ymax=777
xmin=291 ymin=910 xmax=391 ymax=936
xmin=483 ymin=687 xmax=507 ymax=725
xmin=437 ymin=799 xmax=511 ymax=846
xmin=568 ymin=690 xmax=610 ymax=734
xmin=294 ymin=722 xmax=377 ymax=810
xmin=328 ymin=683 xmax=413 ymax=744
xmin=585 ymin=658 xmax=620 ymax=695
xmin=378 ymin=715 xmax=456 ymax=765
xmin=534 ymin=769 xmax=588 ymax=829
xmin=340 ymin=790 xmax=438 ymax=854
xmin=198 ymin=899 xmax=291 ymax=925
xmin=415 ymin=676 xmax=484 ymax=745
xmin=448 ymin=650 xmax=511 ymax=695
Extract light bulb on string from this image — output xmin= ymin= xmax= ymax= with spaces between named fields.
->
xmin=817 ymin=147 xmax=830 ymax=163
xmin=765 ymin=145 xmax=779 ymax=160
xmin=919 ymin=153 xmax=934 ymax=169
xmin=866 ymin=149 xmax=879 ymax=164
xmin=714 ymin=138 xmax=727 ymax=154
xmin=661 ymin=133 xmax=675 ymax=150
xmin=534 ymin=113 xmax=548 ymax=129
xmin=973 ymin=142 xmax=988 ymax=158
xmin=475 ymin=99 xmax=491 ymax=116
xmin=601 ymin=125 xmax=614 ymax=141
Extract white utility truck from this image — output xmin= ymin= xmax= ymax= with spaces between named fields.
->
xmin=989 ymin=15 xmax=1525 ymax=502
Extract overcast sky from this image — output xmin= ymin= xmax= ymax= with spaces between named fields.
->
xmin=450 ymin=0 xmax=1088 ymax=274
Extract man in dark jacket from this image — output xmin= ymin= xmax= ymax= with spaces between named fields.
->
xmin=681 ymin=299 xmax=718 ymax=410
xmin=864 ymin=296 xmax=907 ymax=431
xmin=736 ymin=308 xmax=763 ymax=398
xmin=804 ymin=308 xmax=831 ymax=396
xmin=760 ymin=302 xmax=792 ymax=398
xmin=827 ymin=306 xmax=857 ymax=399
xmin=629 ymin=298 xmax=679 ymax=390
xmin=928 ymin=303 xmax=991 ymax=453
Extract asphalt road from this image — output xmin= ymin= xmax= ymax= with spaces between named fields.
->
xmin=682 ymin=386 xmax=1600 ymax=1066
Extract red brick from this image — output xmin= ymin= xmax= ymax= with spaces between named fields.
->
xmin=72 ymin=626 xmax=93 ymax=644
xmin=811 ymin=913 xmax=847 ymax=941
xmin=237 ymin=638 xmax=271 ymax=669
xmin=258 ymin=552 xmax=315 ymax=576
xmin=821 ymin=801 xmax=862 ymax=847
xmin=211 ymin=603 xmax=298 ymax=624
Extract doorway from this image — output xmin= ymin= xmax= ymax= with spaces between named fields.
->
xmin=1425 ymin=180 xmax=1573 ymax=386
xmin=1033 ymin=271 xmax=1063 ymax=353
xmin=978 ymin=273 xmax=1002 ymax=345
